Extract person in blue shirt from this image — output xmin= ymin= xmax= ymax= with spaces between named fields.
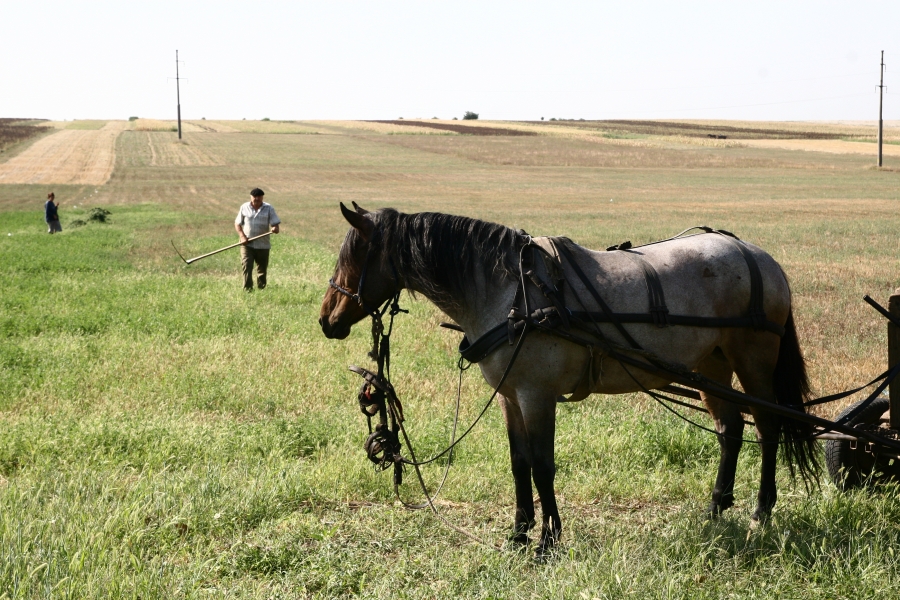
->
xmin=45 ymin=192 xmax=61 ymax=233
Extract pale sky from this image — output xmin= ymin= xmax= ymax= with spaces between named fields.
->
xmin=4 ymin=1 xmax=897 ymax=122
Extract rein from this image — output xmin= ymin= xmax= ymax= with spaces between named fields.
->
xmin=335 ymin=232 xmax=540 ymax=550
xmin=329 ymin=227 xmax=409 ymax=482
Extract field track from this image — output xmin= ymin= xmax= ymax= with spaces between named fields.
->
xmin=0 ymin=120 xmax=124 ymax=185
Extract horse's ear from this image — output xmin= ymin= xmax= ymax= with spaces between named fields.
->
xmin=340 ymin=202 xmax=375 ymax=241
xmin=351 ymin=201 xmax=370 ymax=215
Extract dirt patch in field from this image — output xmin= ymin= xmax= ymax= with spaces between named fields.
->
xmin=0 ymin=119 xmax=48 ymax=154
xmin=527 ymin=119 xmax=878 ymax=140
xmin=367 ymin=120 xmax=538 ymax=136
xmin=377 ymin=133 xmax=827 ymax=168
xmin=0 ymin=121 xmax=125 ymax=185
xmin=146 ymin=133 xmax=222 ymax=167
xmin=739 ymin=138 xmax=900 ymax=156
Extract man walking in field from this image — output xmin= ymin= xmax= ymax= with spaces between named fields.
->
xmin=45 ymin=192 xmax=61 ymax=233
xmin=234 ymin=188 xmax=280 ymax=291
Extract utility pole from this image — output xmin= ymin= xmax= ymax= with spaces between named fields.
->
xmin=176 ymin=50 xmax=182 ymax=140
xmin=878 ymin=50 xmax=885 ymax=167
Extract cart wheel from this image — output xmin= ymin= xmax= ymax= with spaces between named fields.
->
xmin=825 ymin=396 xmax=900 ymax=490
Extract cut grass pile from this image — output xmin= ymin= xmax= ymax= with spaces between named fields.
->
xmin=1 ymin=120 xmax=900 ymax=597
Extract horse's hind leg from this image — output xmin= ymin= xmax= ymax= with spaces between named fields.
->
xmin=698 ymin=348 xmax=743 ymax=517
xmin=497 ymin=394 xmax=536 ymax=545
xmin=725 ymin=336 xmax=782 ymax=522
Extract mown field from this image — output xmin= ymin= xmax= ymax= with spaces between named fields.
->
xmin=1 ymin=120 xmax=900 ymax=598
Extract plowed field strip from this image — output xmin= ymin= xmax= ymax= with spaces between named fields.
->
xmin=740 ymin=138 xmax=900 ymax=156
xmin=367 ymin=120 xmax=537 ymax=136
xmin=0 ymin=121 xmax=125 ymax=185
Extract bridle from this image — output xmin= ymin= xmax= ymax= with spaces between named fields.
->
xmin=328 ymin=225 xmax=409 ymax=478
xmin=332 ymin=231 xmax=535 ymax=550
xmin=328 ymin=227 xmax=400 ymax=320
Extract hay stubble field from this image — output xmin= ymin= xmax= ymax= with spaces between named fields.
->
xmin=1 ymin=118 xmax=900 ymax=598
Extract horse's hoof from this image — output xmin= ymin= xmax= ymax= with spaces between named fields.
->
xmin=706 ymin=495 xmax=734 ymax=520
xmin=534 ymin=528 xmax=560 ymax=561
xmin=506 ymin=532 xmax=529 ymax=548
xmin=749 ymin=511 xmax=769 ymax=528
xmin=533 ymin=543 xmax=557 ymax=563
xmin=705 ymin=502 xmax=722 ymax=519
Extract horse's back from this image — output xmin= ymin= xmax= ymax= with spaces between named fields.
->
xmin=570 ymin=233 xmax=790 ymax=324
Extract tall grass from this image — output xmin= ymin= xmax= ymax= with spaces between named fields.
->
xmin=2 ymin=124 xmax=900 ymax=597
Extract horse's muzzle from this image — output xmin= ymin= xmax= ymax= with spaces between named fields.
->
xmin=319 ymin=315 xmax=351 ymax=340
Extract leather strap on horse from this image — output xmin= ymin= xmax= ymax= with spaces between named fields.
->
xmin=523 ymin=240 xmax=571 ymax=331
xmin=709 ymin=230 xmax=769 ymax=331
xmin=619 ymin=250 xmax=670 ymax=327
xmin=554 ymin=239 xmax=644 ymax=350
xmin=458 ymin=306 xmax=786 ymax=366
xmin=459 ymin=229 xmax=786 ymax=403
xmin=568 ymin=310 xmax=784 ymax=337
xmin=606 ymin=227 xmax=771 ymax=333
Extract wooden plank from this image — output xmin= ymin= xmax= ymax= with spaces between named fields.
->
xmin=890 ymin=292 xmax=900 ymax=428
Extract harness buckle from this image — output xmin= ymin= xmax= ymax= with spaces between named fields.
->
xmin=364 ymin=424 xmax=403 ymax=470
xmin=358 ymin=382 xmax=384 ymax=417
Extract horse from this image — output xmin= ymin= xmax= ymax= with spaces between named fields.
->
xmin=319 ymin=203 xmax=819 ymax=554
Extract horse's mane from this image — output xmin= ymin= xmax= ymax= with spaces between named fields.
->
xmin=367 ymin=208 xmax=522 ymax=307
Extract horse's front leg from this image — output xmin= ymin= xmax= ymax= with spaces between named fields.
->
xmin=497 ymin=394 xmax=535 ymax=545
xmin=518 ymin=393 xmax=561 ymax=556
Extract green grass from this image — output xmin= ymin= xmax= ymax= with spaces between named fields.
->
xmin=2 ymin=124 xmax=900 ymax=597
xmin=64 ymin=121 xmax=108 ymax=130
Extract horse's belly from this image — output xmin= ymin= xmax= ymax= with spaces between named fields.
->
xmin=585 ymin=326 xmax=720 ymax=395
xmin=587 ymin=360 xmax=676 ymax=395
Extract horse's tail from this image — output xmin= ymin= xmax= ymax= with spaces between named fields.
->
xmin=773 ymin=306 xmax=820 ymax=490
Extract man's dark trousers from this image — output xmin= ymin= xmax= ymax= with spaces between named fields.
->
xmin=241 ymin=246 xmax=270 ymax=290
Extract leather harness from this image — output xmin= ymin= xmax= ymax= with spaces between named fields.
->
xmin=334 ymin=222 xmax=900 ymax=515
xmin=457 ymin=228 xmax=786 ymax=401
